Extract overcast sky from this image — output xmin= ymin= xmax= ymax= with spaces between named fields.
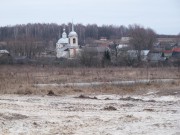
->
xmin=1 ymin=0 xmax=180 ymax=35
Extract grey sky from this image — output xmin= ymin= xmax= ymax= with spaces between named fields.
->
xmin=1 ymin=0 xmax=180 ymax=35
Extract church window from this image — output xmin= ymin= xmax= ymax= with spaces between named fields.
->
xmin=73 ymin=38 xmax=76 ymax=44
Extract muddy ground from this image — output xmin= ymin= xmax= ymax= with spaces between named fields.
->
xmin=0 ymin=89 xmax=180 ymax=135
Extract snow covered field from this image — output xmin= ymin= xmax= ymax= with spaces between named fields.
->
xmin=0 ymin=93 xmax=180 ymax=135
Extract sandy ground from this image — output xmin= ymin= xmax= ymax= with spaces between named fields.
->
xmin=0 ymin=90 xmax=180 ymax=135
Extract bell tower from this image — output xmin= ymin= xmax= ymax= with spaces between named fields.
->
xmin=68 ymin=22 xmax=78 ymax=46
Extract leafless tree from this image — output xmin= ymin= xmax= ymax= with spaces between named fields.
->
xmin=129 ymin=24 xmax=156 ymax=63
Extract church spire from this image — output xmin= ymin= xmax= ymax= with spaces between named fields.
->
xmin=68 ymin=20 xmax=77 ymax=37
xmin=72 ymin=23 xmax=74 ymax=32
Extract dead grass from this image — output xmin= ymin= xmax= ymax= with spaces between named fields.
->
xmin=0 ymin=65 xmax=179 ymax=95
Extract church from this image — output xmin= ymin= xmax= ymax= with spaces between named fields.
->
xmin=56 ymin=23 xmax=80 ymax=59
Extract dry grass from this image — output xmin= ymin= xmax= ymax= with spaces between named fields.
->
xmin=0 ymin=65 xmax=179 ymax=95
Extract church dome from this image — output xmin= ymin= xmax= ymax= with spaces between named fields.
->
xmin=68 ymin=31 xmax=77 ymax=37
xmin=62 ymin=29 xmax=67 ymax=38
xmin=57 ymin=28 xmax=68 ymax=44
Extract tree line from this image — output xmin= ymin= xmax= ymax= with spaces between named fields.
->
xmin=0 ymin=23 xmax=130 ymax=44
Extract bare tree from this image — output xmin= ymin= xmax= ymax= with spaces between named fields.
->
xmin=129 ymin=24 xmax=156 ymax=63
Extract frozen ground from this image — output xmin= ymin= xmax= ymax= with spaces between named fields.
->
xmin=0 ymin=92 xmax=180 ymax=135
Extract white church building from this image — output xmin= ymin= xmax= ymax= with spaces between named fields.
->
xmin=56 ymin=23 xmax=80 ymax=59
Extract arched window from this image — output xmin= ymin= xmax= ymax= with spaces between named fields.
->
xmin=73 ymin=38 xmax=76 ymax=44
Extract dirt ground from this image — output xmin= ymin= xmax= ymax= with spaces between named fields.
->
xmin=0 ymin=89 xmax=180 ymax=135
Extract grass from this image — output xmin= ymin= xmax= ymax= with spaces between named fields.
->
xmin=0 ymin=65 xmax=179 ymax=95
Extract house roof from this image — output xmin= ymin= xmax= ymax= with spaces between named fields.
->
xmin=163 ymin=50 xmax=172 ymax=53
xmin=116 ymin=44 xmax=128 ymax=49
xmin=0 ymin=50 xmax=9 ymax=54
xmin=172 ymin=48 xmax=180 ymax=52
xmin=127 ymin=50 xmax=150 ymax=56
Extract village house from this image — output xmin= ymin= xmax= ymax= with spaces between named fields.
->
xmin=127 ymin=50 xmax=150 ymax=62
xmin=120 ymin=37 xmax=131 ymax=44
xmin=147 ymin=50 xmax=165 ymax=62
xmin=162 ymin=50 xmax=172 ymax=59
xmin=0 ymin=50 xmax=12 ymax=64
xmin=172 ymin=48 xmax=180 ymax=59
xmin=0 ymin=50 xmax=9 ymax=56
xmin=166 ymin=47 xmax=180 ymax=64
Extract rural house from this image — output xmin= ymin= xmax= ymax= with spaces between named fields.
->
xmin=0 ymin=50 xmax=12 ymax=64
